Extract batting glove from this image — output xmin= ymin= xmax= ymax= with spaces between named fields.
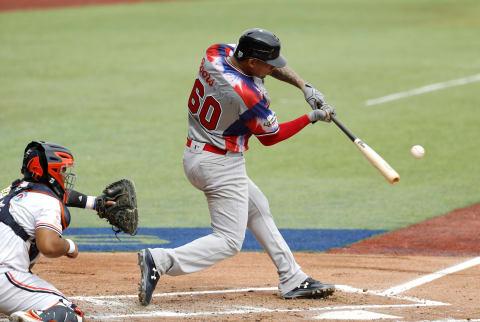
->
xmin=308 ymin=104 xmax=336 ymax=123
xmin=302 ymin=83 xmax=326 ymax=110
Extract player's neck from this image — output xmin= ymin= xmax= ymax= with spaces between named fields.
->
xmin=228 ymin=57 xmax=251 ymax=76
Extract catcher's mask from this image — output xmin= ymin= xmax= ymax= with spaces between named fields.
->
xmin=21 ymin=141 xmax=76 ymax=202
xmin=233 ymin=28 xmax=287 ymax=68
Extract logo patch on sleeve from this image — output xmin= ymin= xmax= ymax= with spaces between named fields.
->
xmin=263 ymin=113 xmax=278 ymax=128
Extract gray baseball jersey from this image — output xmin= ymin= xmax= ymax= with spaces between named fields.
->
xmin=187 ymin=44 xmax=279 ymax=152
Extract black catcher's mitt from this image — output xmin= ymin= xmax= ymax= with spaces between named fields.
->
xmin=96 ymin=179 xmax=138 ymax=235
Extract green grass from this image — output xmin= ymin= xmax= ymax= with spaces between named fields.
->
xmin=1 ymin=0 xmax=479 ymax=230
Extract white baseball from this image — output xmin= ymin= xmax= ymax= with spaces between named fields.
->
xmin=410 ymin=145 xmax=425 ymax=159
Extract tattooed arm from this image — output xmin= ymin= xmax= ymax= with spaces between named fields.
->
xmin=269 ymin=66 xmax=306 ymax=89
xmin=270 ymin=67 xmax=327 ymax=110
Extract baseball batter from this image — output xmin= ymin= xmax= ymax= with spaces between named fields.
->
xmin=138 ymin=28 xmax=336 ymax=305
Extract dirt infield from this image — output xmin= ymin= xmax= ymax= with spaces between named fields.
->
xmin=329 ymin=204 xmax=480 ymax=256
xmin=0 ymin=204 xmax=478 ymax=320
xmin=3 ymin=251 xmax=478 ymax=321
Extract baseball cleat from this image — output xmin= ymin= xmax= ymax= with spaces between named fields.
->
xmin=9 ymin=306 xmax=83 ymax=322
xmin=9 ymin=310 xmax=42 ymax=322
xmin=138 ymin=248 xmax=161 ymax=306
xmin=283 ymin=277 xmax=335 ymax=299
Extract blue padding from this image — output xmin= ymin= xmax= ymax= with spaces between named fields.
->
xmin=63 ymin=227 xmax=387 ymax=252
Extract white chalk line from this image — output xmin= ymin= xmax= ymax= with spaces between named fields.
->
xmin=71 ymin=286 xmax=277 ymax=301
xmin=80 ymin=284 xmax=448 ymax=320
xmin=365 ymin=73 xmax=480 ymax=105
xmin=381 ymin=256 xmax=480 ymax=296
xmin=87 ymin=302 xmax=443 ymax=320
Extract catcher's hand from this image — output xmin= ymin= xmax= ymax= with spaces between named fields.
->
xmin=96 ymin=179 xmax=138 ymax=235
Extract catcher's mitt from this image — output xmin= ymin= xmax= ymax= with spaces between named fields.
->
xmin=96 ymin=179 xmax=138 ymax=235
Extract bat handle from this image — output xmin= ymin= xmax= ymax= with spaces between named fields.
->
xmin=331 ymin=116 xmax=357 ymax=142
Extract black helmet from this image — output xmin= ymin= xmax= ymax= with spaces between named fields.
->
xmin=233 ymin=28 xmax=287 ymax=68
xmin=21 ymin=141 xmax=76 ymax=201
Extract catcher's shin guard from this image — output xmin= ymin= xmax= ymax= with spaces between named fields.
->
xmin=9 ymin=301 xmax=83 ymax=322
xmin=138 ymin=248 xmax=160 ymax=306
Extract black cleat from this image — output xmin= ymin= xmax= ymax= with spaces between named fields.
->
xmin=283 ymin=277 xmax=335 ymax=299
xmin=138 ymin=249 xmax=160 ymax=306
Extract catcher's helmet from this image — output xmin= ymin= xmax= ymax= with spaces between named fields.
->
xmin=21 ymin=141 xmax=76 ymax=201
xmin=233 ymin=28 xmax=287 ymax=68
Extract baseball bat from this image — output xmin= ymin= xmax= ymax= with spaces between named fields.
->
xmin=331 ymin=116 xmax=400 ymax=184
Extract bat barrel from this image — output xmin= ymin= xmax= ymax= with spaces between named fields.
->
xmin=331 ymin=116 xmax=400 ymax=184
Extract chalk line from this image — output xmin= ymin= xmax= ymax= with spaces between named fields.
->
xmin=366 ymin=73 xmax=480 ymax=105
xmin=81 ymin=284 xmax=447 ymax=320
xmin=381 ymin=256 xmax=480 ymax=296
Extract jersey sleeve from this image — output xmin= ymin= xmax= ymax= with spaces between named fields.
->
xmin=240 ymin=104 xmax=279 ymax=136
xmin=34 ymin=195 xmax=63 ymax=236
xmin=256 ymin=114 xmax=311 ymax=146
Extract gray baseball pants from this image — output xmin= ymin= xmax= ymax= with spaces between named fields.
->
xmin=149 ymin=141 xmax=307 ymax=295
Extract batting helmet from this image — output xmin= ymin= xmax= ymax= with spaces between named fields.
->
xmin=233 ymin=28 xmax=287 ymax=68
xmin=21 ymin=141 xmax=76 ymax=201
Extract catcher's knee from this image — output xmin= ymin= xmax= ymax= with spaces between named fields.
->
xmin=38 ymin=300 xmax=83 ymax=322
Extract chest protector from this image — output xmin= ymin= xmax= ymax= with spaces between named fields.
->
xmin=0 ymin=179 xmax=71 ymax=241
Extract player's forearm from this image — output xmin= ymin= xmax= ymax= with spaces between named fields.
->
xmin=257 ymin=114 xmax=311 ymax=146
xmin=42 ymin=238 xmax=71 ymax=258
xmin=36 ymin=228 xmax=76 ymax=258
xmin=269 ymin=66 xmax=305 ymax=89
xmin=66 ymin=190 xmax=96 ymax=209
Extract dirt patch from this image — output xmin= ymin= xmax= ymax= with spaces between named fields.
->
xmin=1 ymin=251 xmax=478 ymax=321
xmin=328 ymin=204 xmax=480 ymax=256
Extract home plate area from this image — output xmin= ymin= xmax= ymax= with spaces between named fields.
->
xmin=0 ymin=253 xmax=478 ymax=321
xmin=72 ymin=284 xmax=445 ymax=321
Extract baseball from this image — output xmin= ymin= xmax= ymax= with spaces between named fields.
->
xmin=410 ymin=145 xmax=425 ymax=159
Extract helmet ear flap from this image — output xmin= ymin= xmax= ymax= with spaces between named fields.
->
xmin=26 ymin=157 xmax=44 ymax=180
xmin=22 ymin=141 xmax=49 ymax=182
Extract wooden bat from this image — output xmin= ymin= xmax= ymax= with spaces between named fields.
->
xmin=331 ymin=116 xmax=400 ymax=184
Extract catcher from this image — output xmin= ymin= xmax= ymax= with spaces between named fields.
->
xmin=0 ymin=141 xmax=137 ymax=322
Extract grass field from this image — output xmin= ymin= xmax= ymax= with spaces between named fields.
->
xmin=1 ymin=0 xmax=479 ymax=231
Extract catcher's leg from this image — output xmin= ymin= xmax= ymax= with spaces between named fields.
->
xmin=9 ymin=300 xmax=83 ymax=322
xmin=0 ymin=270 xmax=82 ymax=321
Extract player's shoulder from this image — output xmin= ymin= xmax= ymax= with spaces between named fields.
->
xmin=15 ymin=186 xmax=61 ymax=210
xmin=206 ymin=43 xmax=235 ymax=61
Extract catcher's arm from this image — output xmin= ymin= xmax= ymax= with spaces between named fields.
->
xmin=66 ymin=190 xmax=115 ymax=211
xmin=36 ymin=228 xmax=78 ymax=258
xmin=66 ymin=190 xmax=98 ymax=209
